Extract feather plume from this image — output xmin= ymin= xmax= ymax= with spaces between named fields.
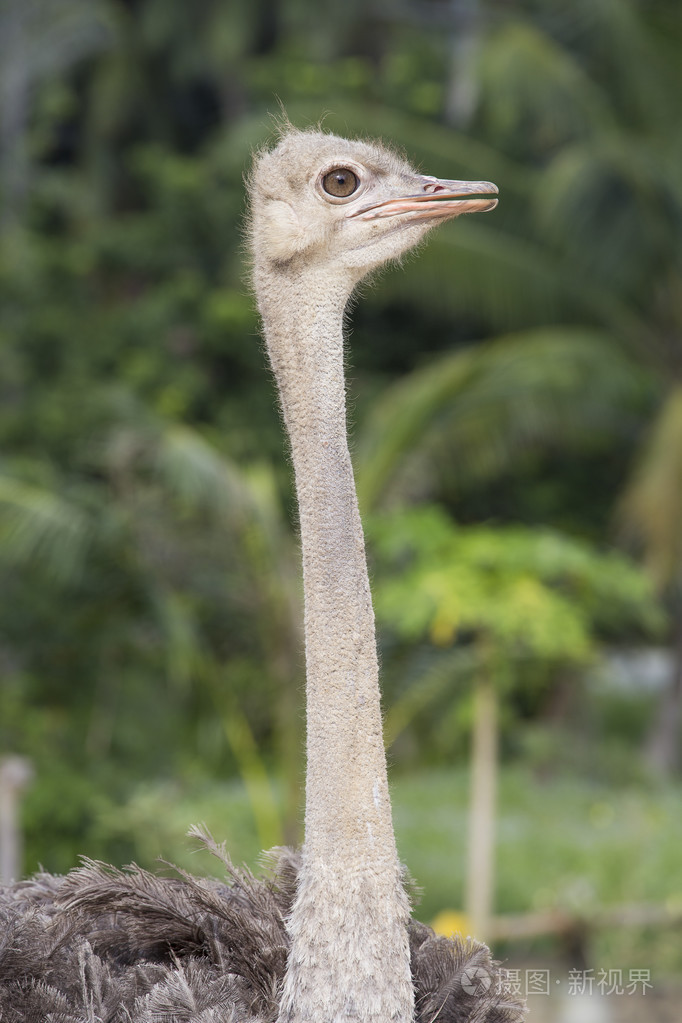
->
xmin=1 ymin=846 xmax=524 ymax=1022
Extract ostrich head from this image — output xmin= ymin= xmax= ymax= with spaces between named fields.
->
xmin=249 ymin=127 xmax=498 ymax=278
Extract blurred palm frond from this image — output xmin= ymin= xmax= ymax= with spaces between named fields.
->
xmin=356 ymin=328 xmax=649 ymax=510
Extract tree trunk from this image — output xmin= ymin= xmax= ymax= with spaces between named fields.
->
xmin=444 ymin=0 xmax=480 ymax=128
xmin=466 ymin=670 xmax=498 ymax=940
xmin=0 ymin=2 xmax=29 ymax=231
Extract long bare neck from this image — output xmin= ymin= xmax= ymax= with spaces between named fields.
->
xmin=256 ymin=264 xmax=413 ymax=1023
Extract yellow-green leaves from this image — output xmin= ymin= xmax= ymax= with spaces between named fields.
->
xmin=370 ymin=505 xmax=663 ymax=668
xmin=618 ymin=386 xmax=682 ymax=592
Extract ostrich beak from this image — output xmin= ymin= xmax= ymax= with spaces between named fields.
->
xmin=349 ymin=175 xmax=499 ymax=221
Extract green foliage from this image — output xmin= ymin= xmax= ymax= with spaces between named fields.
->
xmin=0 ymin=0 xmax=679 ymax=872
xmin=394 ymin=765 xmax=682 ymax=974
xmin=356 ymin=329 xmax=653 ymax=512
xmin=369 ymin=506 xmax=662 ymax=760
xmin=618 ymin=387 xmax=682 ymax=592
xmin=371 ymin=505 xmax=662 ymax=658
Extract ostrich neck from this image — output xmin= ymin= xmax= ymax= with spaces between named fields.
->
xmin=257 ymin=266 xmax=413 ymax=1023
xmin=262 ymin=268 xmax=394 ymax=859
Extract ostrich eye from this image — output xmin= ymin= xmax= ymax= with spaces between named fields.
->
xmin=322 ymin=168 xmax=359 ymax=198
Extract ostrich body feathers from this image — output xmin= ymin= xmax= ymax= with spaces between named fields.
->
xmin=0 ymin=835 xmax=524 ymax=1023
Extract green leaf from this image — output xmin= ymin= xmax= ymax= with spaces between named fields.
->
xmin=618 ymin=386 xmax=682 ymax=591
xmin=0 ymin=471 xmax=93 ymax=582
xmin=369 ymin=506 xmax=663 ymax=668
xmin=357 ymin=329 xmax=648 ymax=511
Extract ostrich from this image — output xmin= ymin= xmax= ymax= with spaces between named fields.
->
xmin=0 ymin=127 xmax=525 ymax=1023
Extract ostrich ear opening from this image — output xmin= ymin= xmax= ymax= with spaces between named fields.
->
xmin=258 ymin=199 xmax=317 ymax=263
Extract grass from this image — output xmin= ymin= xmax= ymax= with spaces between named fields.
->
xmin=392 ymin=766 xmax=682 ymax=920
xmin=392 ymin=766 xmax=682 ymax=976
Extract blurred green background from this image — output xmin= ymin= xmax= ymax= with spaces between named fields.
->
xmin=1 ymin=0 xmax=681 ymax=1010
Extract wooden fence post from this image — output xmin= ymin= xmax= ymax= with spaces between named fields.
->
xmin=0 ymin=755 xmax=33 ymax=883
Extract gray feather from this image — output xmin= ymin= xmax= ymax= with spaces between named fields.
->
xmin=0 ymin=836 xmax=524 ymax=1022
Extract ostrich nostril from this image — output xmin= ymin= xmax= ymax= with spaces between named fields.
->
xmin=420 ymin=178 xmax=447 ymax=194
